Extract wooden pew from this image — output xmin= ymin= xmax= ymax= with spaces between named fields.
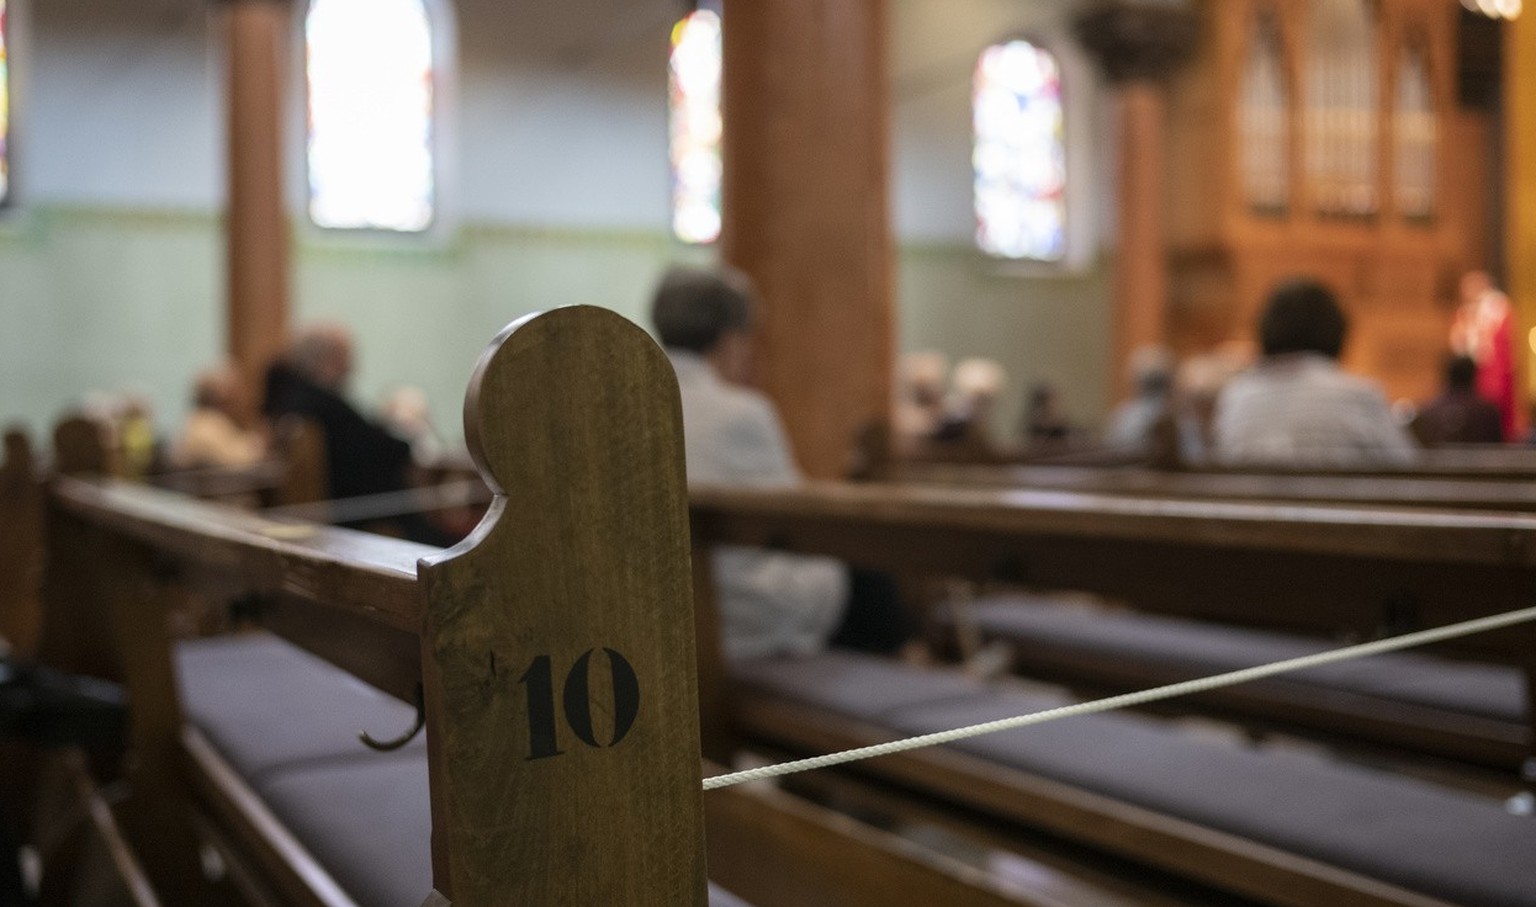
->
xmin=889 ymin=461 xmax=1536 ymax=513
xmin=891 ymin=437 xmax=1536 ymax=482
xmin=690 ymin=482 xmax=1536 ymax=907
xmin=870 ymin=464 xmax=1536 ymax=767
xmin=44 ymin=307 xmax=710 ymax=905
xmin=31 ymin=309 xmax=1063 ymax=907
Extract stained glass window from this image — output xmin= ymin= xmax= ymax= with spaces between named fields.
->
xmin=669 ymin=9 xmax=723 ymax=245
xmin=1239 ymin=10 xmax=1289 ymax=215
xmin=1305 ymin=0 xmax=1378 ymax=217
xmin=306 ymin=0 xmax=435 ymax=232
xmin=973 ymin=40 xmax=1066 ymax=262
xmin=1 ymin=0 xmax=10 ymax=208
xmin=1394 ymin=39 xmax=1435 ymax=221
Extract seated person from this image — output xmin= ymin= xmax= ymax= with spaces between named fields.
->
xmin=1213 ymin=279 xmax=1416 ymax=466
xmin=1412 ymin=355 xmax=1504 ymax=447
xmin=171 ymin=366 xmax=267 ymax=469
xmin=263 ymin=323 xmax=413 ymax=502
xmin=652 ymin=266 xmax=912 ymax=661
xmin=262 ymin=324 xmax=451 ymax=545
xmin=1103 ymin=346 xmax=1174 ymax=453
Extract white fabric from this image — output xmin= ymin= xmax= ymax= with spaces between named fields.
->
xmin=1213 ymin=354 xmax=1417 ymax=466
xmin=669 ymin=351 xmax=848 ymax=660
xmin=1102 ymin=396 xmax=1164 ymax=450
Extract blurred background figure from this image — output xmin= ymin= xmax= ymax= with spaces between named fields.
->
xmin=1214 ymin=279 xmax=1416 ymax=466
xmin=380 ymin=386 xmax=445 ymax=467
xmin=1103 ymin=345 xmax=1174 ymax=453
xmin=1450 ymin=271 xmax=1516 ymax=439
xmin=262 ymin=322 xmax=415 ymax=507
xmin=171 ymin=366 xmax=267 ymax=470
xmin=1019 ymin=382 xmax=1075 ymax=451
xmin=892 ymin=350 xmax=950 ymax=455
xmin=1173 ymin=342 xmax=1253 ymax=464
xmin=1412 ymin=354 xmax=1504 ymax=447
xmin=935 ymin=357 xmax=1006 ymax=448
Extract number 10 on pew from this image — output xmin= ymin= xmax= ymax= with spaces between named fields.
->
xmin=517 ymin=648 xmax=641 ymax=760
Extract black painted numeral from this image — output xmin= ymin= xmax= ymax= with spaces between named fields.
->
xmin=518 ymin=655 xmax=564 ymax=761
xmin=519 ymin=649 xmax=640 ymax=760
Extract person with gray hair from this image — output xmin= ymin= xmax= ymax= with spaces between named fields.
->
xmin=261 ymin=323 xmax=429 ymax=540
xmin=654 ymin=265 xmax=912 ymax=660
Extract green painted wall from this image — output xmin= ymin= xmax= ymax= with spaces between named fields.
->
xmin=0 ymin=205 xmax=1109 ymax=449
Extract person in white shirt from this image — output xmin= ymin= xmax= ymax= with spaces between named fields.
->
xmin=1213 ymin=279 xmax=1417 ymax=467
xmin=652 ymin=265 xmax=911 ymax=661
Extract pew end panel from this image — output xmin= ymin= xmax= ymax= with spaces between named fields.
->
xmin=417 ymin=306 xmax=706 ymax=905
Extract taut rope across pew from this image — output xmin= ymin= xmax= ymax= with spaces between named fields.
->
xmin=703 ymin=605 xmax=1536 ymax=790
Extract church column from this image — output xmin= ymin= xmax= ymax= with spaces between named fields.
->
xmin=219 ymin=0 xmax=293 ymax=394
xmin=1076 ymin=2 xmax=1197 ymax=402
xmin=1509 ymin=11 xmax=1536 ymax=405
xmin=720 ymin=0 xmax=893 ymax=480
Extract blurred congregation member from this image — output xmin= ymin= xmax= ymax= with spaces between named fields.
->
xmin=1172 ymin=342 xmax=1253 ymax=464
xmin=892 ymin=350 xmax=949 ymax=455
xmin=171 ymin=366 xmax=267 ymax=470
xmin=1103 ymin=346 xmax=1175 ymax=453
xmin=933 ymin=357 xmax=1006 ymax=449
xmin=262 ymin=323 xmax=415 ymax=504
xmin=1019 ymin=382 xmax=1075 ymax=450
xmin=1412 ymin=355 xmax=1504 ymax=447
xmin=1213 ymin=279 xmax=1416 ymax=466
xmin=653 ymin=265 xmax=913 ymax=661
xmin=1451 ymin=271 xmax=1516 ymax=438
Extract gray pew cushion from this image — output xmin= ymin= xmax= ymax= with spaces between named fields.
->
xmin=257 ymin=753 xmax=749 ymax=907
xmin=732 ymin=650 xmax=989 ymax=723
xmin=257 ymin=755 xmax=434 ymax=907
xmin=886 ymin=693 xmax=1536 ymax=907
xmin=969 ymin=596 xmax=1526 ymax=722
xmin=176 ymin=634 xmax=424 ymax=782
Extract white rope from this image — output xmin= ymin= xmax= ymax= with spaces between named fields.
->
xmin=702 ymin=605 xmax=1536 ymax=791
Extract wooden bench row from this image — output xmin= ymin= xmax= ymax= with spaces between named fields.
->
xmin=8 ymin=308 xmax=1060 ymax=907
xmin=690 ymin=482 xmax=1536 ymax=907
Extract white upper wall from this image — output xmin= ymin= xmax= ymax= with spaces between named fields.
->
xmin=15 ymin=0 xmax=1105 ymax=245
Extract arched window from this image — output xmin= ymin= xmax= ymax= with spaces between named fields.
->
xmin=1239 ymin=9 xmax=1289 ymax=215
xmin=973 ymin=39 xmax=1066 ymax=262
xmin=1394 ymin=37 xmax=1435 ymax=221
xmin=1305 ymin=0 xmax=1378 ymax=217
xmin=669 ymin=8 xmax=722 ymax=245
xmin=306 ymin=0 xmax=436 ymax=232
xmin=1 ymin=0 xmax=11 ymax=207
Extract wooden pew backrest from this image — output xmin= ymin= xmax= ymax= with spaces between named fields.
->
xmin=0 ymin=428 xmax=44 ymax=657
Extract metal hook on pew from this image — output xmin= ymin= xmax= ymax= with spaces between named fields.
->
xmin=360 ymin=683 xmax=425 ymax=752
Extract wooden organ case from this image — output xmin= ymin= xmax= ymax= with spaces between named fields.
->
xmin=1164 ymin=0 xmax=1478 ymax=402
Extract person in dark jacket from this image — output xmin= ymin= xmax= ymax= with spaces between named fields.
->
xmin=1412 ymin=354 xmax=1504 ymax=447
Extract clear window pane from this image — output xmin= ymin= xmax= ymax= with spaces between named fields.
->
xmin=306 ymin=0 xmax=435 ymax=232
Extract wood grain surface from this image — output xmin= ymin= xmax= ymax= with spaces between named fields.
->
xmin=419 ymin=306 xmax=706 ymax=904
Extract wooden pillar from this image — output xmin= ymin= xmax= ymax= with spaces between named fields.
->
xmin=1076 ymin=4 xmax=1197 ymax=402
xmin=720 ymin=0 xmax=893 ymax=480
xmin=1509 ymin=11 xmax=1536 ymax=405
xmin=1114 ymin=84 xmax=1168 ymax=401
xmin=221 ymin=0 xmax=292 ymax=394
